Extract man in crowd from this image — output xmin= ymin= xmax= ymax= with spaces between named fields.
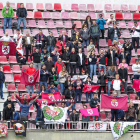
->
xmin=44 ymin=57 xmax=54 ymax=72
xmin=16 ymin=3 xmax=27 ymax=29
xmin=54 ymin=58 xmax=65 ymax=74
xmin=0 ymin=67 xmax=5 ymax=100
xmin=30 ymin=48 xmax=41 ymax=70
xmin=118 ymin=47 xmax=128 ymax=63
xmin=46 ymin=32 xmax=57 ymax=54
xmin=0 ymin=32 xmax=13 ymax=41
xmin=4 ymin=95 xmax=14 ymax=111
xmin=70 ymin=109 xmax=79 ymax=129
xmin=47 ymin=82 xmax=59 ymax=93
xmin=58 ymin=30 xmax=69 ymax=43
xmin=2 ymin=1 xmax=13 ymax=33
xmin=132 ymin=59 xmax=140 ymax=79
xmin=23 ymin=32 xmax=34 ymax=61
xmin=40 ymin=47 xmax=49 ymax=65
xmin=68 ymin=39 xmax=77 ymax=52
xmin=50 ymin=46 xmax=60 ymax=64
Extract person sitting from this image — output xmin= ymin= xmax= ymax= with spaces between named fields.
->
xmin=70 ymin=109 xmax=79 ymax=129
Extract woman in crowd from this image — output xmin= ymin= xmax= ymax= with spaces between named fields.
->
xmin=38 ymin=85 xmax=48 ymax=99
xmin=71 ymin=24 xmax=77 ymax=41
xmin=49 ymin=67 xmax=58 ymax=87
xmin=64 ymin=76 xmax=73 ymax=90
xmin=84 ymin=15 xmax=93 ymax=29
xmin=118 ymin=58 xmax=129 ymax=70
xmin=87 ymin=40 xmax=95 ymax=58
xmin=112 ymin=40 xmax=120 ymax=54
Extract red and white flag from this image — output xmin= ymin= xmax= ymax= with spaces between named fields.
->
xmin=83 ymin=84 xmax=100 ymax=93
xmin=41 ymin=92 xmax=61 ymax=100
xmin=16 ymin=33 xmax=23 ymax=56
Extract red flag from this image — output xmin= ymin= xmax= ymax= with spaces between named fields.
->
xmin=20 ymin=70 xmax=39 ymax=86
xmin=36 ymin=99 xmax=54 ymax=107
xmin=133 ymin=79 xmax=140 ymax=91
xmin=83 ymin=84 xmax=100 ymax=93
xmin=0 ymin=41 xmax=16 ymax=57
xmin=101 ymin=94 xmax=128 ymax=111
xmin=41 ymin=92 xmax=61 ymax=100
xmin=80 ymin=108 xmax=99 ymax=117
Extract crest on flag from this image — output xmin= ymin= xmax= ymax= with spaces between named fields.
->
xmin=28 ymin=75 xmax=34 ymax=83
xmin=48 ymin=94 xmax=55 ymax=100
xmin=42 ymin=99 xmax=48 ymax=105
xmin=111 ymin=99 xmax=118 ymax=107
xmin=2 ymin=42 xmax=10 ymax=55
xmin=13 ymin=123 xmax=25 ymax=134
xmin=87 ymin=109 xmax=93 ymax=115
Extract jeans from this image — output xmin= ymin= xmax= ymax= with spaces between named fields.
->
xmin=4 ymin=17 xmax=12 ymax=33
xmin=82 ymin=40 xmax=89 ymax=47
xmin=92 ymin=36 xmax=99 ymax=52
xmin=111 ymin=109 xmax=118 ymax=121
xmin=127 ymin=54 xmax=131 ymax=65
xmin=47 ymin=46 xmax=54 ymax=54
xmin=99 ymin=65 xmax=106 ymax=73
xmin=33 ymin=63 xmax=41 ymax=70
xmin=60 ymin=83 xmax=65 ymax=94
xmin=93 ymin=111 xmax=100 ymax=121
xmin=112 ymin=37 xmax=118 ymax=43
xmin=108 ymin=81 xmax=112 ymax=96
xmin=0 ymin=82 xmax=3 ymax=98
xmin=66 ymin=102 xmax=75 ymax=116
xmin=17 ymin=18 xmax=26 ymax=29
xmin=28 ymin=86 xmax=34 ymax=94
xmin=134 ymin=75 xmax=140 ymax=79
xmin=25 ymin=45 xmax=31 ymax=61
xmin=38 ymin=82 xmax=47 ymax=95
xmin=75 ymin=92 xmax=82 ymax=103
xmin=90 ymin=64 xmax=97 ymax=79
xmin=86 ymin=92 xmax=92 ymax=103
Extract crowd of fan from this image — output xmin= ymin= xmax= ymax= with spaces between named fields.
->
xmin=1 ymin=2 xmax=140 ymax=128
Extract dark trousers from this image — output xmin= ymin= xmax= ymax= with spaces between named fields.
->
xmin=26 ymin=45 xmax=31 ymax=60
xmin=127 ymin=117 xmax=134 ymax=122
xmin=92 ymin=36 xmax=99 ymax=52
xmin=134 ymin=75 xmax=140 ymax=79
xmin=70 ymin=64 xmax=76 ymax=76
xmin=99 ymin=86 xmax=106 ymax=99
xmin=20 ymin=116 xmax=28 ymax=121
xmin=79 ymin=65 xmax=85 ymax=75
xmin=64 ymin=62 xmax=69 ymax=73
xmin=70 ymin=123 xmax=77 ymax=129
xmin=82 ymin=122 xmax=89 ymax=129
xmin=101 ymin=29 xmax=105 ymax=39
xmin=132 ymin=37 xmax=139 ymax=49
xmin=111 ymin=109 xmax=118 ymax=122
xmin=127 ymin=54 xmax=131 ymax=65
xmin=108 ymin=28 xmax=111 ymax=39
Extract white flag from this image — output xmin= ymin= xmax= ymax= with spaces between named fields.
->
xmin=88 ymin=122 xmax=107 ymax=131
xmin=16 ymin=33 xmax=23 ymax=56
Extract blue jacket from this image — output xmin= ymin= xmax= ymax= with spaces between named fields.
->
xmin=50 ymin=51 xmax=60 ymax=63
xmin=97 ymin=18 xmax=106 ymax=30
xmin=47 ymin=87 xmax=59 ymax=93
xmin=16 ymin=99 xmax=34 ymax=117
xmin=16 ymin=8 xmax=27 ymax=18
xmin=40 ymin=69 xmax=50 ymax=82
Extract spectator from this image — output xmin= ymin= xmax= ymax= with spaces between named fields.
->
xmin=13 ymin=29 xmax=22 ymax=44
xmin=90 ymin=20 xmax=101 ymax=52
xmin=118 ymin=47 xmax=128 ymax=64
xmin=55 ymin=58 xmax=65 ymax=74
xmin=123 ymin=40 xmax=133 ymax=65
xmin=58 ymin=30 xmax=69 ymax=43
xmin=80 ymin=70 xmax=88 ymax=83
xmin=107 ymin=14 xmax=116 ymax=39
xmin=49 ymin=67 xmax=58 ymax=87
xmin=82 ymin=105 xmax=90 ymax=129
xmin=134 ymin=96 xmax=139 ymax=110
xmin=111 ymin=74 xmax=122 ymax=97
xmin=118 ymin=110 xmax=125 ymax=121
xmin=97 ymin=49 xmax=107 ymax=73
xmin=46 ymin=32 xmax=57 ymax=53
xmin=2 ymin=2 xmax=13 ymax=33
xmin=64 ymin=76 xmax=73 ymax=91
xmin=118 ymin=58 xmax=129 ymax=70
xmin=34 ymin=30 xmax=46 ymax=51
xmin=30 ymin=48 xmax=41 ymax=70
xmin=76 ymin=41 xmax=84 ymax=53
xmin=62 ymin=46 xmax=70 ymax=73
xmin=0 ymin=32 xmax=13 ymax=41
xmin=74 ymin=75 xmax=83 ymax=103
xmin=4 ymin=95 xmax=15 ymax=111
xmin=38 ymin=85 xmax=48 ymax=98
xmin=98 ymin=69 xmax=107 ymax=98
xmin=40 ymin=47 xmax=49 ymax=65
xmin=0 ymin=67 xmax=5 ymax=100
xmin=84 ymin=15 xmax=93 ymax=29
xmin=90 ymin=93 xmax=100 ymax=121
xmin=47 ymin=82 xmax=59 ymax=93
xmin=77 ymin=48 xmax=86 ymax=75
xmin=111 ymin=92 xmax=118 ymax=122
xmin=23 ymin=31 xmax=34 ymax=61
xmin=112 ymin=40 xmax=119 ymax=54
xmin=80 ymin=23 xmax=90 ymax=47
xmin=44 ymin=57 xmax=54 ymax=72
xmin=125 ymin=102 xmax=135 ymax=122
xmin=131 ymin=22 xmax=139 ymax=50
xmin=70 ymin=48 xmax=77 ymax=76
xmin=106 ymin=45 xmax=118 ymax=66
xmin=15 ymin=51 xmax=26 ymax=64
xmin=70 ymin=109 xmax=79 ymax=129
xmin=136 ymin=103 xmax=140 ymax=129
xmin=59 ymin=66 xmax=68 ymax=94
xmin=87 ymin=40 xmax=95 ymax=58
xmin=50 ymin=46 xmax=60 ymax=64
xmin=110 ymin=23 xmax=121 ymax=43
xmin=68 ymin=39 xmax=77 ymax=52
xmin=132 ymin=59 xmax=140 ymax=79
xmin=106 ymin=66 xmax=116 ymax=96
xmin=26 ymin=63 xmax=36 ymax=94
xmin=97 ymin=14 xmax=106 ymax=39
xmin=16 ymin=3 xmax=27 ymax=29
xmin=89 ymin=50 xmax=97 ymax=78
xmin=71 ymin=24 xmax=77 ymax=41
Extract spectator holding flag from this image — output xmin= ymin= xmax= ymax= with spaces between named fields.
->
xmin=47 ymin=82 xmax=59 ymax=93
xmin=38 ymin=85 xmax=48 ymax=99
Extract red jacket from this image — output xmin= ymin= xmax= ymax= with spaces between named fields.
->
xmin=26 ymin=67 xmax=36 ymax=75
xmin=55 ymin=62 xmax=65 ymax=74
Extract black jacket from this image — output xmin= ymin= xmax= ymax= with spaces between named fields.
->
xmin=109 ymin=27 xmax=121 ymax=41
xmin=49 ymin=71 xmax=58 ymax=84
xmin=117 ymin=53 xmax=128 ymax=63
xmin=107 ymin=50 xmax=117 ymax=66
xmin=40 ymin=69 xmax=50 ymax=82
xmin=118 ymin=68 xmax=128 ymax=81
xmin=65 ymin=89 xmax=75 ymax=99
xmin=46 ymin=36 xmax=57 ymax=47
xmin=97 ymin=53 xmax=107 ymax=65
xmin=44 ymin=61 xmax=54 ymax=72
xmin=30 ymin=52 xmax=41 ymax=63
xmin=77 ymin=53 xmax=86 ymax=66
xmin=3 ymin=106 xmax=13 ymax=120
xmin=16 ymin=8 xmax=27 ymax=18
xmin=90 ymin=98 xmax=100 ymax=108
xmin=123 ymin=42 xmax=133 ymax=55
xmin=71 ymin=29 xmax=77 ymax=41
xmin=89 ymin=55 xmax=97 ymax=65
xmin=0 ymin=71 xmax=5 ymax=83
xmin=70 ymin=113 xmax=79 ymax=121
xmin=84 ymin=20 xmax=93 ymax=29
xmin=68 ymin=42 xmax=77 ymax=52
xmin=4 ymin=100 xmax=15 ymax=111
xmin=58 ymin=35 xmax=69 ymax=43
xmin=74 ymin=80 xmax=83 ymax=92
xmin=97 ymin=74 xmax=107 ymax=86
xmin=62 ymin=50 xmax=70 ymax=61
xmin=70 ymin=52 xmax=78 ymax=63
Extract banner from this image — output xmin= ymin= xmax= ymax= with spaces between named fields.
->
xmin=133 ymin=79 xmax=140 ymax=91
xmin=88 ymin=122 xmax=107 ymax=131
xmin=36 ymin=99 xmax=54 ymax=107
xmin=101 ymin=94 xmax=128 ymax=111
xmin=20 ymin=70 xmax=39 ymax=86
xmin=12 ymin=121 xmax=27 ymax=137
xmin=42 ymin=105 xmax=68 ymax=124
xmin=0 ymin=41 xmax=16 ymax=57
xmin=52 ymin=99 xmax=75 ymax=103
xmin=0 ymin=123 xmax=7 ymax=137
xmin=42 ymin=92 xmax=61 ymax=100
xmin=132 ymin=100 xmax=140 ymax=104
xmin=80 ymin=108 xmax=99 ymax=117
xmin=29 ymin=121 xmax=45 ymax=127
xmin=83 ymin=84 xmax=100 ymax=93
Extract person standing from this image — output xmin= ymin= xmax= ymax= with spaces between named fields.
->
xmin=40 ymin=47 xmax=49 ymax=65
xmin=16 ymin=3 xmax=27 ymax=29
xmin=70 ymin=109 xmax=79 ymax=129
xmin=71 ymin=24 xmax=77 ymax=41
xmin=54 ymin=58 xmax=65 ymax=74
xmin=2 ymin=1 xmax=13 ymax=33
xmin=132 ymin=59 xmax=140 ymax=79
xmin=44 ymin=57 xmax=54 ymax=72
xmin=97 ymin=14 xmax=106 ymax=39
xmin=0 ymin=67 xmax=5 ymax=100
xmin=50 ymin=46 xmax=60 ymax=64
xmin=58 ymin=30 xmax=69 ymax=43
xmin=84 ymin=16 xmax=93 ymax=29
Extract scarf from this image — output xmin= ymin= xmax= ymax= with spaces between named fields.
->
xmin=76 ymin=80 xmax=82 ymax=89
xmin=5 ymin=7 xmax=9 ymax=14
xmin=71 ymin=51 xmax=75 ymax=53
xmin=37 ymin=34 xmax=43 ymax=44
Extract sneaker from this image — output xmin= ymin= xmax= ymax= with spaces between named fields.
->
xmin=1 ymin=98 xmax=4 ymax=100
